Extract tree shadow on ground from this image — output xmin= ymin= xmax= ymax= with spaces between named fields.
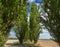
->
xmin=5 ymin=42 xmax=40 ymax=47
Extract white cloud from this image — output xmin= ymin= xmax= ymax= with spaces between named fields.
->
xmin=28 ymin=0 xmax=34 ymax=3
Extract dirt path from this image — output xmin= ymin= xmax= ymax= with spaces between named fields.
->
xmin=4 ymin=39 xmax=59 ymax=47
xmin=36 ymin=40 xmax=59 ymax=47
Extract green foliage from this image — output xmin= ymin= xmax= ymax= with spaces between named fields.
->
xmin=0 ymin=0 xmax=18 ymax=46
xmin=29 ymin=3 xmax=41 ymax=43
xmin=14 ymin=1 xmax=41 ymax=44
xmin=14 ymin=0 xmax=28 ymax=44
xmin=43 ymin=0 xmax=60 ymax=45
xmin=0 ymin=31 xmax=8 ymax=47
xmin=0 ymin=0 xmax=42 ymax=46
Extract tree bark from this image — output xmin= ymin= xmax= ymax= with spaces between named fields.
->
xmin=18 ymin=37 xmax=23 ymax=44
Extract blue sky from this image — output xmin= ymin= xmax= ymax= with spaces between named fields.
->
xmin=27 ymin=0 xmax=43 ymax=13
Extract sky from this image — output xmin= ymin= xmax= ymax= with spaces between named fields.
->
xmin=27 ymin=0 xmax=43 ymax=13
xmin=28 ymin=0 xmax=42 ymax=3
xmin=39 ymin=28 xmax=52 ymax=39
xmin=28 ymin=0 xmax=34 ymax=3
xmin=9 ymin=28 xmax=52 ymax=39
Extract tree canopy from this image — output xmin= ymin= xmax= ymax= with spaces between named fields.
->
xmin=29 ymin=3 xmax=41 ymax=43
xmin=42 ymin=0 xmax=60 ymax=45
xmin=0 ymin=0 xmax=18 ymax=46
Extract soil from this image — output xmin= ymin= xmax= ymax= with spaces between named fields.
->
xmin=4 ymin=39 xmax=59 ymax=47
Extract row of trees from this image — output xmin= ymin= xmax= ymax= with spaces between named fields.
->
xmin=14 ymin=1 xmax=41 ymax=44
xmin=0 ymin=0 xmax=41 ymax=47
xmin=0 ymin=0 xmax=60 ymax=47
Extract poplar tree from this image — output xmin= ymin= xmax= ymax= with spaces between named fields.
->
xmin=14 ymin=0 xmax=28 ymax=44
xmin=29 ymin=3 xmax=41 ymax=43
xmin=43 ymin=0 xmax=60 ymax=46
xmin=0 ymin=0 xmax=18 ymax=46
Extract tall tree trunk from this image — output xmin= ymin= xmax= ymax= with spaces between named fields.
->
xmin=18 ymin=36 xmax=23 ymax=44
